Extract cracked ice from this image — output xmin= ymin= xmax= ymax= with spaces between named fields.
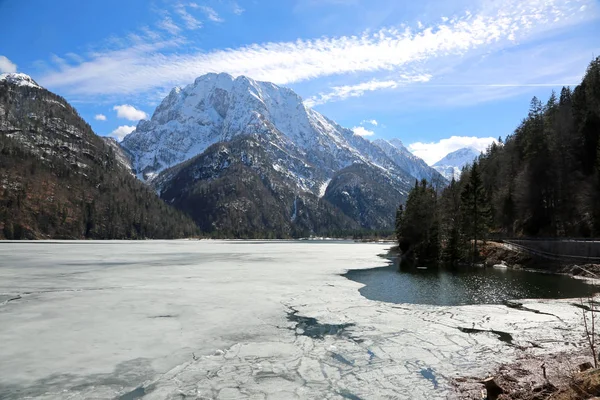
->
xmin=0 ymin=240 xmax=596 ymax=399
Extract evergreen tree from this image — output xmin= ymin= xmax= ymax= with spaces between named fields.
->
xmin=396 ymin=179 xmax=440 ymax=267
xmin=460 ymin=163 xmax=490 ymax=261
xmin=439 ymin=178 xmax=464 ymax=266
xmin=395 ymin=204 xmax=403 ymax=243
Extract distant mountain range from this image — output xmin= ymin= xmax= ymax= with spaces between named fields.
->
xmin=1 ymin=71 xmax=454 ymax=238
xmin=432 ymin=147 xmax=480 ymax=180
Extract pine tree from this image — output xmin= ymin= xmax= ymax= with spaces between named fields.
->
xmin=397 ymin=179 xmax=440 ymax=268
xmin=395 ymin=204 xmax=403 ymax=243
xmin=461 ymin=163 xmax=490 ymax=261
xmin=559 ymin=86 xmax=572 ymax=106
xmin=440 ymin=178 xmax=464 ymax=265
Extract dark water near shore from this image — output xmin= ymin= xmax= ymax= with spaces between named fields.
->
xmin=344 ymin=264 xmax=599 ymax=306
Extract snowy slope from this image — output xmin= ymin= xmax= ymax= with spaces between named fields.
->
xmin=0 ymin=73 xmax=42 ymax=89
xmin=373 ymin=138 xmax=447 ymax=185
xmin=432 ymin=147 xmax=480 ymax=180
xmin=121 ymin=73 xmax=413 ymax=194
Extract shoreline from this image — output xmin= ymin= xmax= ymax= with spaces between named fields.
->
xmin=388 ymin=240 xmax=600 ymax=281
xmin=451 ymin=347 xmax=597 ymax=399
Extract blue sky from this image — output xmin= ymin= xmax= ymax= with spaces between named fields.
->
xmin=1 ymin=0 xmax=599 ymax=164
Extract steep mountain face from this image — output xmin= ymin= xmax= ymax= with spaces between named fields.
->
xmin=157 ymin=135 xmax=360 ymax=237
xmin=101 ymin=137 xmax=133 ymax=172
xmin=373 ymin=138 xmax=447 ymax=185
xmin=323 ymin=163 xmax=406 ymax=230
xmin=0 ymin=73 xmax=197 ymax=239
xmin=123 ymin=73 xmax=420 ymax=234
xmin=432 ymin=147 xmax=480 ymax=180
xmin=122 ymin=73 xmax=406 ymax=188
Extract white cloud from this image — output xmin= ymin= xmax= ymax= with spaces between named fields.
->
xmin=197 ymin=6 xmax=223 ymax=22
xmin=232 ymin=2 xmax=245 ymax=15
xmin=176 ymin=4 xmax=202 ymax=29
xmin=37 ymin=0 xmax=596 ymax=99
xmin=158 ymin=17 xmax=181 ymax=35
xmin=50 ymin=54 xmax=68 ymax=69
xmin=408 ymin=136 xmax=496 ymax=165
xmin=363 ymin=119 xmax=378 ymax=126
xmin=95 ymin=114 xmax=107 ymax=121
xmin=65 ymin=52 xmax=84 ymax=63
xmin=110 ymin=125 xmax=136 ymax=141
xmin=113 ymin=104 xmax=148 ymax=121
xmin=141 ymin=26 xmax=161 ymax=40
xmin=0 ymin=55 xmax=17 ymax=73
xmin=305 ymin=75 xmax=431 ymax=106
xmin=352 ymin=126 xmax=375 ymax=137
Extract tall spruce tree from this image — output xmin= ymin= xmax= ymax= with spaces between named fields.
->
xmin=460 ymin=162 xmax=490 ymax=260
xmin=440 ymin=178 xmax=464 ymax=266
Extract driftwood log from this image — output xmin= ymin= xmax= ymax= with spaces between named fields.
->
xmin=481 ymin=377 xmax=504 ymax=400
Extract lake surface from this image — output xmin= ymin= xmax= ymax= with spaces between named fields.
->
xmin=0 ymin=240 xmax=597 ymax=399
xmin=345 ymin=262 xmax=599 ymax=306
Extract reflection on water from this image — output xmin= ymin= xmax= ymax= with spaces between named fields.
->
xmin=344 ymin=262 xmax=599 ymax=306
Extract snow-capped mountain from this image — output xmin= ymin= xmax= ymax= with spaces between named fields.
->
xmin=123 ymin=73 xmax=408 ymax=188
xmin=373 ymin=138 xmax=446 ymax=185
xmin=432 ymin=147 xmax=480 ymax=180
xmin=0 ymin=72 xmax=42 ymax=89
xmin=122 ymin=73 xmax=441 ymax=234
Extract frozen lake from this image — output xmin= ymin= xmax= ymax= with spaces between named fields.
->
xmin=0 ymin=240 xmax=597 ymax=399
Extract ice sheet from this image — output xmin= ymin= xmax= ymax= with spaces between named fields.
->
xmin=0 ymin=240 xmax=593 ymax=399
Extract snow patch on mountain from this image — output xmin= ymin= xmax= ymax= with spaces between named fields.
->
xmin=432 ymin=147 xmax=480 ymax=180
xmin=319 ymin=179 xmax=331 ymax=198
xmin=0 ymin=73 xmax=42 ymax=89
xmin=373 ymin=138 xmax=447 ymax=184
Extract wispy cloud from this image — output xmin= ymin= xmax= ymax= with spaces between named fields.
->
xmin=113 ymin=104 xmax=148 ymax=121
xmin=305 ymin=75 xmax=431 ymax=106
xmin=37 ymin=0 xmax=597 ymax=102
xmin=110 ymin=125 xmax=136 ymax=141
xmin=0 ymin=55 xmax=17 ymax=73
xmin=363 ymin=119 xmax=378 ymax=126
xmin=94 ymin=114 xmax=107 ymax=121
xmin=352 ymin=126 xmax=375 ymax=137
xmin=408 ymin=136 xmax=495 ymax=165
xmin=388 ymin=42 xmax=595 ymax=108
xmin=175 ymin=4 xmax=202 ymax=30
xmin=195 ymin=5 xmax=223 ymax=22
xmin=232 ymin=2 xmax=245 ymax=15
xmin=158 ymin=17 xmax=181 ymax=35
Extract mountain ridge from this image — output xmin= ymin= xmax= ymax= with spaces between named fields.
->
xmin=0 ymin=73 xmax=198 ymax=239
xmin=432 ymin=147 xmax=480 ymax=180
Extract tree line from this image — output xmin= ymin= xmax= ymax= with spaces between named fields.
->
xmin=395 ymin=57 xmax=600 ymax=268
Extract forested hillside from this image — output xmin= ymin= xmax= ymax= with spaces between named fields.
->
xmin=473 ymin=56 xmax=600 ymax=237
xmin=396 ymin=57 xmax=600 ymax=267
xmin=0 ymin=74 xmax=198 ymax=239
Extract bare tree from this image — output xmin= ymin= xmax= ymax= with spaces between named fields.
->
xmin=581 ymin=297 xmax=597 ymax=368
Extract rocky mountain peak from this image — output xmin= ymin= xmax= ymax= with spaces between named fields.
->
xmin=433 ymin=147 xmax=479 ymax=166
xmin=432 ymin=147 xmax=480 ymax=180
xmin=0 ymin=73 xmax=42 ymax=89
xmin=120 ymin=73 xmax=449 ymax=233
